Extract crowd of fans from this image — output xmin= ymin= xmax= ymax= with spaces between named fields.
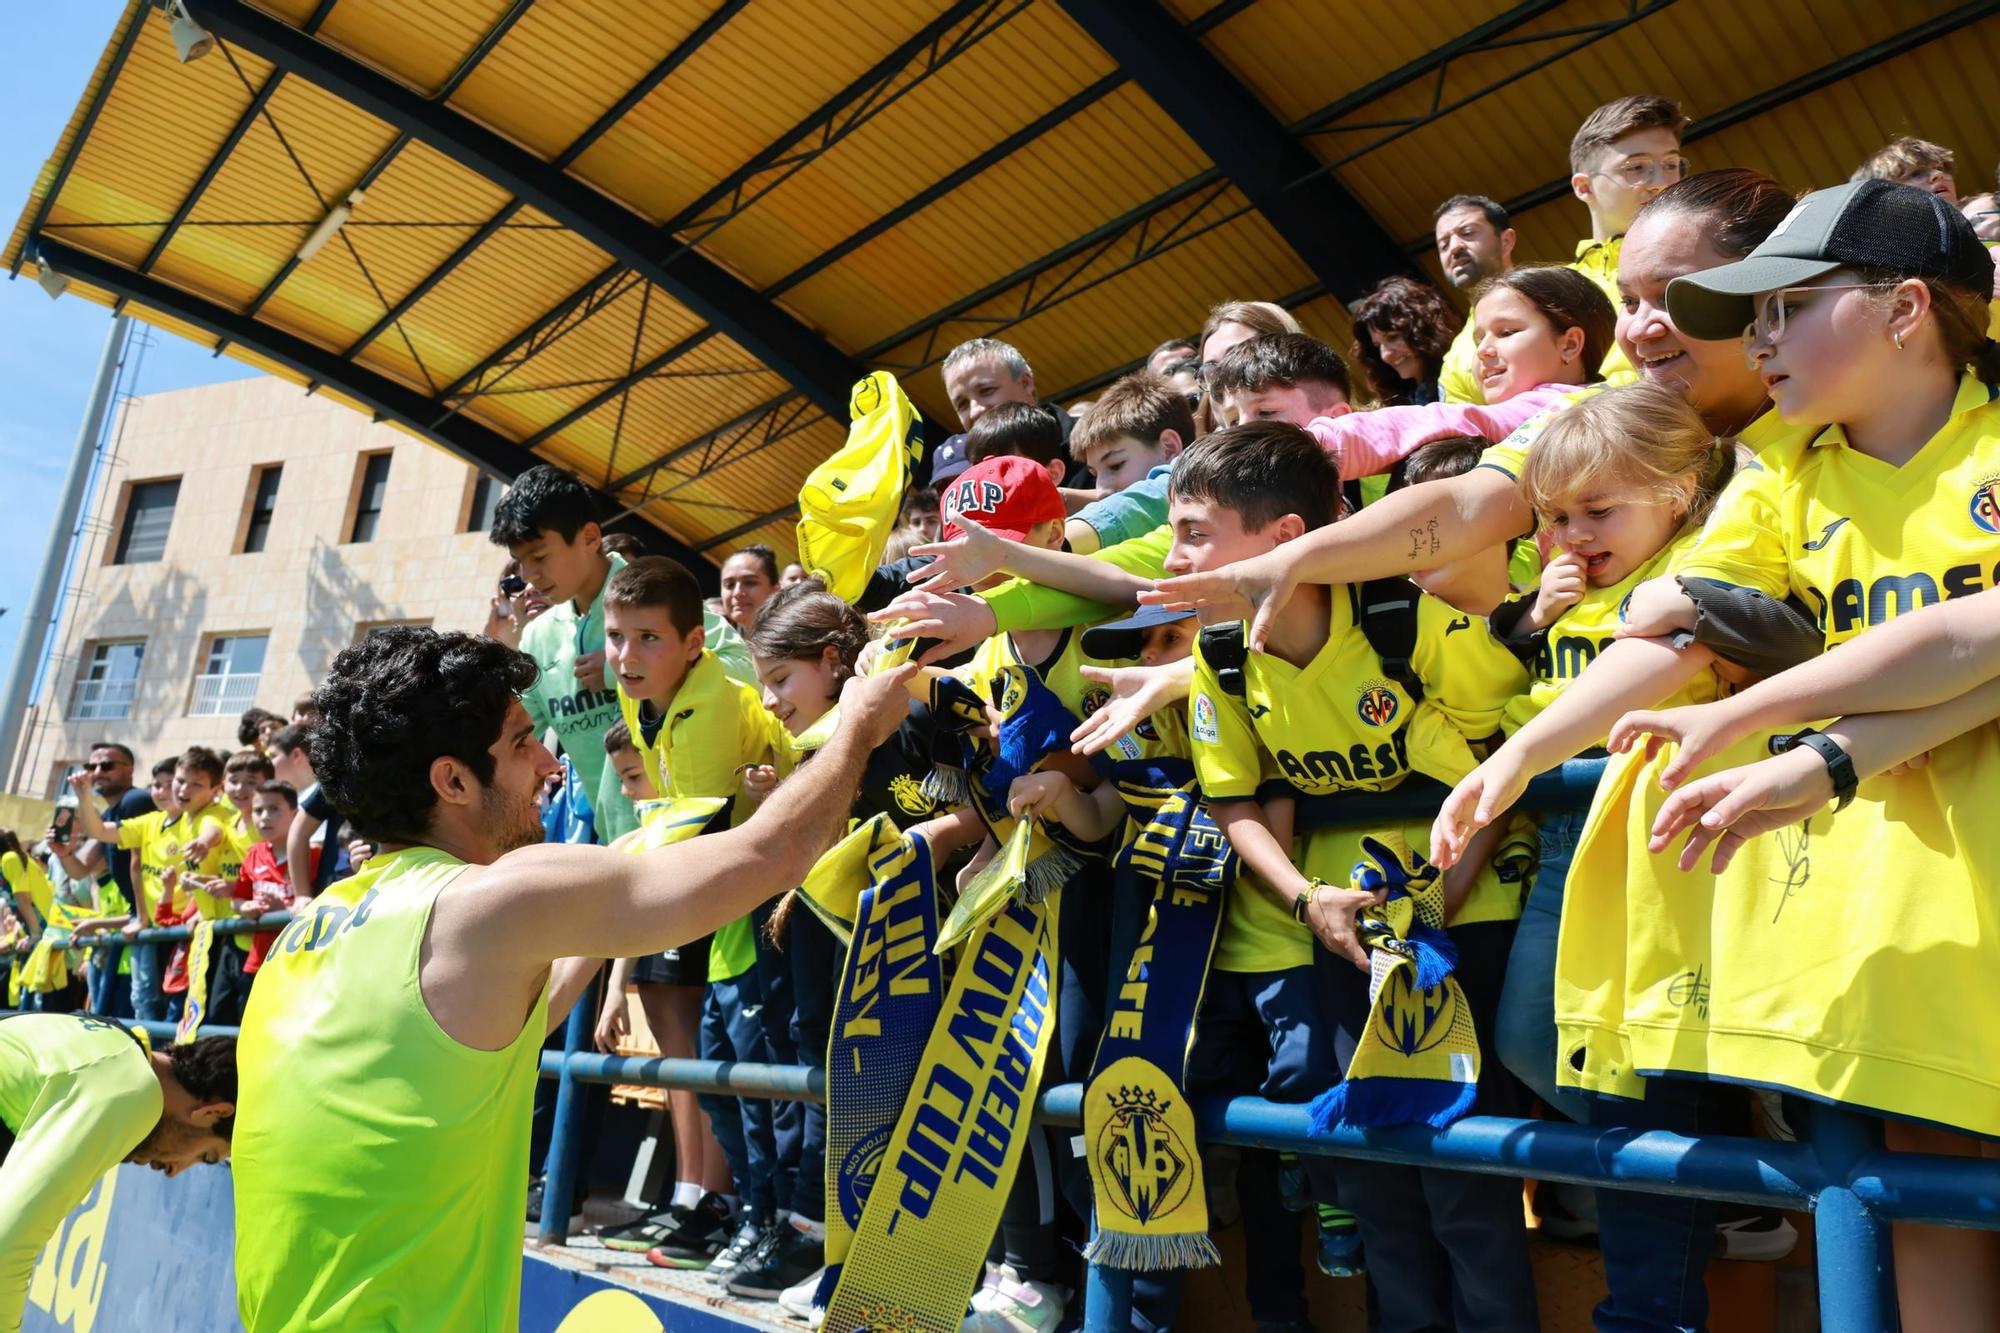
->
xmin=11 ymin=91 xmax=2000 ymax=1333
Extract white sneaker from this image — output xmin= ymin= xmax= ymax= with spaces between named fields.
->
xmin=959 ymin=1262 xmax=1066 ymax=1333
xmin=778 ymin=1266 xmax=826 ymax=1324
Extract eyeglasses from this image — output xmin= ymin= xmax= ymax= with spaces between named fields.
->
xmin=1594 ymin=154 xmax=1690 ymax=189
xmin=1741 ymin=283 xmax=1900 ymax=348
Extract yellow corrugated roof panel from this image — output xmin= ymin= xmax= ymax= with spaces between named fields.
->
xmin=13 ymin=0 xmax=2000 ymax=563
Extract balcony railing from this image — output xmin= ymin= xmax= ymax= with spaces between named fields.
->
xmin=189 ymin=671 xmax=261 ymax=717
xmin=68 ymin=676 xmax=136 ymax=720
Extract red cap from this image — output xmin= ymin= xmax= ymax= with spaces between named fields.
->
xmin=939 ymin=456 xmax=1065 ymax=543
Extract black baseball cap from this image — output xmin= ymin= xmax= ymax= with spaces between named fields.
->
xmin=1080 ymin=603 xmax=1195 ymax=660
xmin=929 ymin=432 xmax=972 ymax=486
xmin=1667 ymin=179 xmax=1995 ymax=341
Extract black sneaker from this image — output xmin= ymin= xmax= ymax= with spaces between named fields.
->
xmin=599 ymin=1206 xmax=685 ymax=1253
xmin=525 ymin=1175 xmax=583 ymax=1225
xmin=705 ymin=1216 xmax=771 ymax=1284
xmin=727 ymin=1224 xmax=826 ymax=1299
xmin=645 ymin=1193 xmax=732 ymax=1269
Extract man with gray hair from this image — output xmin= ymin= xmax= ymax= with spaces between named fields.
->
xmin=938 ymin=337 xmax=1080 ymax=486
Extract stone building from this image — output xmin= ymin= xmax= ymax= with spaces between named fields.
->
xmin=12 ymin=375 xmax=505 ymax=797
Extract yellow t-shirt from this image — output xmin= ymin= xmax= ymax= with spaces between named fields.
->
xmin=1190 ymin=587 xmax=1529 ymax=970
xmin=114 ymin=807 xmax=230 ymax=919
xmin=1499 ymin=527 xmax=1720 ymax=738
xmin=1472 ymin=385 xmax=1605 ymax=482
xmin=1571 ymin=236 xmax=1636 ymax=387
xmin=1437 ymin=316 xmax=1484 ymax=406
xmin=1557 ymin=374 xmax=2000 ymax=1132
xmin=618 ymin=650 xmax=790 ymax=984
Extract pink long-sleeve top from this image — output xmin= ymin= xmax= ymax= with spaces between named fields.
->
xmin=1306 ymin=384 xmax=1579 ymax=481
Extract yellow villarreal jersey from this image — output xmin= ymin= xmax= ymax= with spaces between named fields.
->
xmin=1558 ymin=375 xmax=2000 ymax=1133
xmin=117 ymin=810 xmax=190 ymax=917
xmin=1571 ymin=236 xmax=1636 ymax=386
xmin=617 ymin=649 xmax=791 ymax=806
xmin=1438 ymin=317 xmax=1484 ymax=406
xmin=968 ymin=621 xmax=1184 ymax=764
xmin=1500 ymin=527 xmax=1720 ymax=738
xmin=1472 ymin=385 xmax=1604 ymax=482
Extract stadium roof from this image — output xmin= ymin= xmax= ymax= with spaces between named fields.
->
xmin=9 ymin=0 xmax=2000 ymax=565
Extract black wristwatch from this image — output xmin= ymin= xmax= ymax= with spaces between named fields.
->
xmin=1781 ymin=728 xmax=1858 ymax=812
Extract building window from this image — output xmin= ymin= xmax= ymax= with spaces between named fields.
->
xmin=113 ymin=479 xmax=180 ymax=564
xmin=190 ymin=633 xmax=267 ymax=717
xmin=349 ymin=452 xmax=393 ymax=543
xmin=242 ymin=464 xmax=283 ymax=554
xmin=69 ymin=640 xmax=144 ymax=721
xmin=466 ymin=474 xmax=503 ymax=534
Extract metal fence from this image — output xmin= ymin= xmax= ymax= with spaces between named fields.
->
xmin=36 ymin=756 xmax=2000 ymax=1332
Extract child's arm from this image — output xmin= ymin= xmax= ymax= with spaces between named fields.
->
xmin=909 ymin=806 xmax=985 ymax=859
xmin=1652 ymin=673 xmax=2000 ymax=872
xmin=904 ymin=516 xmax=1154 ymax=607
xmin=1440 ymin=820 xmax=1508 ymax=923
xmin=594 ymin=957 xmax=634 ymax=1053
xmin=1146 ymin=468 xmax=1532 ymax=652
xmin=1613 ymin=582 xmax=2000 ymax=787
xmin=1430 ymin=635 xmax=1714 ymax=868
xmin=1211 ymin=798 xmax=1381 ymax=970
xmin=287 ymin=809 xmax=322 ymax=907
xmin=1007 ymin=771 xmax=1124 ymax=844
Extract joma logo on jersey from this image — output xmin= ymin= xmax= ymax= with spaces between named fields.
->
xmin=1274 ymin=732 xmax=1409 ymax=787
xmin=1973 ymin=477 xmax=2000 ymax=535
xmin=1356 ymin=683 xmax=1400 ymax=727
xmin=273 ymin=889 xmax=378 ymax=956
xmin=1803 ymin=563 xmax=2000 ymax=634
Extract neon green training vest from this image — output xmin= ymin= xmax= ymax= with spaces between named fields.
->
xmin=232 ymin=847 xmax=548 ymax=1331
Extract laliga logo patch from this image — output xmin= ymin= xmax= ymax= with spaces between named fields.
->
xmin=837 ymin=1128 xmax=892 ymax=1229
xmin=1356 ymin=680 xmax=1400 ymax=727
xmin=1191 ymin=692 xmax=1219 ymax=744
xmin=943 ymin=477 xmax=1006 ymax=525
xmin=888 ymin=773 xmax=936 ymax=817
xmin=1374 ymin=968 xmax=1459 ymax=1055
xmin=1097 ymin=1084 xmax=1194 ymax=1225
xmin=1971 ymin=476 xmax=2000 ymax=535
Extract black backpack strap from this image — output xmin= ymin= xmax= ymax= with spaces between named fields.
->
xmin=1197 ymin=622 xmax=1250 ymax=697
xmin=1351 ymin=579 xmax=1424 ymax=702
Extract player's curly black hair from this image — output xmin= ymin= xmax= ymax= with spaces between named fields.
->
xmin=308 ymin=627 xmax=540 ymax=844
xmin=169 ymin=1036 xmax=238 ymax=1139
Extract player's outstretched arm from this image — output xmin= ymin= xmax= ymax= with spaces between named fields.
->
xmin=427 ymin=666 xmax=917 ymax=1048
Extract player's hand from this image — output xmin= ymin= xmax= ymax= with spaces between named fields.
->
xmin=836 ymin=663 xmax=919 ymax=749
xmin=1007 ymin=771 xmax=1070 ymax=820
xmin=905 ymin=516 xmax=1010 ymax=595
xmin=1608 ymin=696 xmax=1757 ymax=790
xmin=1529 ymin=550 xmax=1587 ymax=629
xmin=1142 ymin=550 xmax=1289 ymax=652
xmin=594 ymin=1002 xmax=629 ymax=1055
xmin=1612 ymin=576 xmax=1698 ymax=640
xmin=573 ymin=650 xmax=608 ymax=691
xmin=741 ymin=764 xmax=779 ymax=804
xmin=1069 ymin=662 xmax=1185 ymax=756
xmin=868 ymin=591 xmax=997 ymax=664
xmin=1649 ymin=745 xmax=1832 ymax=872
xmin=1430 ymin=753 xmax=1530 ymax=869
xmin=1303 ymin=881 xmax=1386 ymax=971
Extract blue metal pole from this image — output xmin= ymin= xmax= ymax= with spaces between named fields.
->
xmin=537 ymin=974 xmax=597 ymax=1244
xmin=1810 ymin=1108 xmax=1893 ymax=1332
xmin=1082 ymin=1252 xmax=1133 ymax=1333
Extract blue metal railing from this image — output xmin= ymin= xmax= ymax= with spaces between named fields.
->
xmin=50 ymin=757 xmax=2000 ymax=1330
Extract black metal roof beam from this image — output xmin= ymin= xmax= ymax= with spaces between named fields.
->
xmin=11 ymin=6 xmax=148 ymax=278
xmin=1056 ymin=0 xmax=1413 ymax=302
xmin=1481 ymin=0 xmax=2000 ymax=228
xmin=32 ymin=235 xmax=713 ymax=569
xmin=181 ymin=0 xmax=863 ymax=419
xmin=430 ymin=0 xmax=1013 ymax=418
xmin=337 ymin=0 xmax=748 ymax=362
xmin=519 ymin=323 xmax=716 ymax=450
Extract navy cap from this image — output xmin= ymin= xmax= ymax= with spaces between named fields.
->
xmin=1080 ymin=603 xmax=1195 ymax=660
xmin=929 ymin=432 xmax=973 ymax=486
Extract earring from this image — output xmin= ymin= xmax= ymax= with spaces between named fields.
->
xmin=1893 ymin=331 xmax=1905 ymax=351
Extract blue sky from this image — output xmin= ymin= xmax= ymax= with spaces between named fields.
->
xmin=0 ymin=5 xmax=255 ymax=683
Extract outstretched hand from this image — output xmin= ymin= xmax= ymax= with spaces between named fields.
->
xmin=867 ymin=591 xmax=998 ymax=664
xmin=1430 ymin=753 xmax=1531 ymax=869
xmin=1141 ymin=552 xmax=1288 ymax=651
xmin=1608 ymin=696 xmax=1756 ymax=792
xmin=1648 ymin=745 xmax=1832 ymax=873
xmin=904 ymin=516 xmax=1010 ymax=595
xmin=1069 ymin=662 xmax=1187 ymax=756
